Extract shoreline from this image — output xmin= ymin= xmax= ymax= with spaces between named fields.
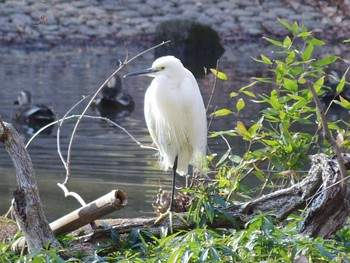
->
xmin=0 ymin=1 xmax=349 ymax=47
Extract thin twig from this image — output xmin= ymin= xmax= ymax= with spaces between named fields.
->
xmin=57 ymin=96 xmax=90 ymax=181
xmin=57 ymin=183 xmax=87 ymax=206
xmin=205 ymin=59 xmax=220 ymax=113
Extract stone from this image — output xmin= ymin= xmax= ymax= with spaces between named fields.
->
xmin=10 ymin=13 xmax=33 ymax=27
xmin=153 ymin=19 xmax=224 ymax=76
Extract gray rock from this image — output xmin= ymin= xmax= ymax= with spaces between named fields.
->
xmin=10 ymin=13 xmax=33 ymax=27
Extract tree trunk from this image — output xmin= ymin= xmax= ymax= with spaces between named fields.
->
xmin=0 ymin=121 xmax=60 ymax=252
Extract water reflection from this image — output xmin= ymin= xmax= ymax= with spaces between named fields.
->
xmin=0 ymin=45 xmax=348 ymax=223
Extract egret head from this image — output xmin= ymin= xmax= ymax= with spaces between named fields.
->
xmin=124 ymin=56 xmax=185 ymax=79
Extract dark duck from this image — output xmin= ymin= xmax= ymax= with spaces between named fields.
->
xmin=93 ymin=75 xmax=135 ymax=121
xmin=13 ymin=90 xmax=56 ymax=134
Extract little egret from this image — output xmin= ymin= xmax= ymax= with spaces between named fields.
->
xmin=124 ymin=55 xmax=207 ymax=218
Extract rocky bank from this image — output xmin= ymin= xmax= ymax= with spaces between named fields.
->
xmin=0 ymin=0 xmax=349 ymax=46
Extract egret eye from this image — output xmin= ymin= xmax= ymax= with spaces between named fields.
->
xmin=159 ymin=66 xmax=165 ymax=70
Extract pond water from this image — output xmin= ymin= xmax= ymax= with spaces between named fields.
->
xmin=0 ymin=43 xmax=348 ymax=222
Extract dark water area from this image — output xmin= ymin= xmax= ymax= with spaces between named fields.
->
xmin=0 ymin=43 xmax=348 ymax=222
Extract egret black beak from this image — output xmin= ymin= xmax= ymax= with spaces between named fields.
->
xmin=124 ymin=67 xmax=159 ymax=78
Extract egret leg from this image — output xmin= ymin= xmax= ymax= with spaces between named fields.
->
xmin=154 ymin=156 xmax=181 ymax=232
xmin=169 ymin=155 xmax=178 ymax=212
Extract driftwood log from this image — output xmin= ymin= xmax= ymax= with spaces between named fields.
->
xmin=0 ymin=121 xmax=60 ymax=252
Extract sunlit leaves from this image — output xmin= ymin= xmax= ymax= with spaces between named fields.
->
xmin=262 ymin=37 xmax=283 ymax=47
xmin=212 ymin=108 xmax=233 ymax=117
xmin=236 ymin=98 xmax=245 ymax=111
xmin=308 ymin=37 xmax=325 ymax=46
xmin=236 ymin=121 xmax=251 ymax=141
xmin=337 ymin=96 xmax=350 ymax=109
xmin=210 ymin=68 xmax=228 ymax=80
xmin=312 ymin=56 xmax=339 ymax=67
xmin=283 ymin=36 xmax=292 ymax=48
xmin=286 ymin=51 xmax=295 ymax=64
xmin=252 ymin=54 xmax=272 ymax=65
xmin=283 ymin=78 xmax=298 ymax=92
xmin=278 ymin=18 xmax=299 ymax=35
xmin=313 ymin=76 xmax=324 ymax=94
xmin=302 ymin=43 xmax=313 ymax=61
xmin=335 ymin=69 xmax=349 ymax=95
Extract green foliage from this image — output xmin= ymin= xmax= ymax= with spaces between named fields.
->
xmin=210 ymin=19 xmax=350 ymax=199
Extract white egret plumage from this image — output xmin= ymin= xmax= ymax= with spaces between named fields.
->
xmin=124 ymin=55 xmax=207 ymax=217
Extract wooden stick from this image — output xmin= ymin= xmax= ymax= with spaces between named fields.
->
xmin=50 ymin=189 xmax=127 ymax=236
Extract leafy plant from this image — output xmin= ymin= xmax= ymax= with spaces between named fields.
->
xmin=210 ymin=19 xmax=350 ymax=199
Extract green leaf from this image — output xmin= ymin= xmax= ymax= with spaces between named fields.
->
xmin=283 ymin=78 xmax=298 ymax=92
xmin=285 ymin=51 xmax=295 ymax=64
xmin=263 ymin=37 xmax=283 ymax=47
xmin=210 ymin=68 xmax=228 ymax=80
xmin=263 ymin=139 xmax=278 ymax=146
xmin=301 ymin=24 xmax=309 ymax=40
xmin=253 ymin=169 xmax=266 ymax=181
xmin=213 ymin=108 xmax=233 ymax=117
xmin=316 ymin=244 xmax=336 ymax=260
xmin=343 ymin=39 xmax=350 ymax=43
xmin=312 ymin=56 xmax=339 ymax=67
xmin=309 ymin=37 xmax=325 ymax=46
xmin=261 ymin=54 xmax=272 ymax=64
xmin=302 ymin=43 xmax=313 ymax=61
xmin=240 ymin=81 xmax=258 ymax=90
xmin=283 ymin=36 xmax=292 ymax=48
xmin=242 ymin=90 xmax=256 ymax=98
xmin=217 ymin=148 xmax=231 ymax=166
xmin=297 ymin=31 xmax=312 ymax=38
xmin=252 ymin=77 xmax=272 ymax=83
xmin=204 ymin=201 xmax=215 ymax=223
xmin=236 ymin=121 xmax=250 ymax=140
xmin=314 ymin=76 xmax=324 ymax=93
xmin=230 ymin=91 xmax=239 ymax=97
xmin=336 ymin=76 xmax=346 ymax=93
xmin=278 ymin=18 xmax=293 ymax=32
xmin=292 ymin=21 xmax=299 ymax=35
xmin=236 ymin=98 xmax=245 ymax=111
xmin=339 ymin=96 xmax=350 ymax=109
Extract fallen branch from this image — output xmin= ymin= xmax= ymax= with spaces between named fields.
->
xmin=51 ymin=189 xmax=128 ymax=236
